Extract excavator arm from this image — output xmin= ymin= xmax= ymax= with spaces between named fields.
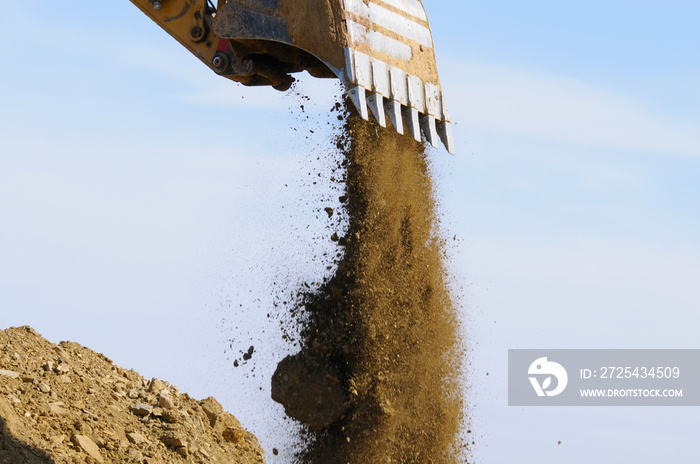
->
xmin=128 ymin=0 xmax=284 ymax=87
xmin=129 ymin=0 xmax=454 ymax=153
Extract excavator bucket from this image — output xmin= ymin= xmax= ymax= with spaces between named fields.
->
xmin=212 ymin=0 xmax=454 ymax=153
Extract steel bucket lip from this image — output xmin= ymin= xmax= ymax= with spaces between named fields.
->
xmin=214 ymin=0 xmax=454 ymax=153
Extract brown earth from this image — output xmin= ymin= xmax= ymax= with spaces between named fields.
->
xmin=273 ymin=106 xmax=465 ymax=463
xmin=0 ymin=326 xmax=264 ymax=464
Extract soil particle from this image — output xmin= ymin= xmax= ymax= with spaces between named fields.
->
xmin=271 ymin=353 xmax=347 ymax=430
xmin=243 ymin=346 xmax=255 ymax=361
xmin=222 ymin=426 xmax=246 ymax=445
xmin=125 ymin=432 xmax=145 ymax=445
xmin=0 ymin=370 xmax=19 ymax=380
xmin=129 ymin=404 xmax=152 ymax=416
xmin=70 ymin=434 xmax=104 ymax=463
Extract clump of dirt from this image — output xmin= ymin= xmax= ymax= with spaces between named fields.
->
xmin=273 ymin=105 xmax=465 ymax=463
xmin=0 ymin=326 xmax=265 ymax=464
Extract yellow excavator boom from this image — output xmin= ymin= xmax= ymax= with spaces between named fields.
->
xmin=129 ymin=0 xmax=453 ymax=153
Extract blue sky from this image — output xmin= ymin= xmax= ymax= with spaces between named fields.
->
xmin=1 ymin=2 xmax=699 ymax=463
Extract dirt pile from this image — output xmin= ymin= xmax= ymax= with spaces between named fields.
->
xmin=273 ymin=107 xmax=464 ymax=463
xmin=0 ymin=326 xmax=264 ymax=464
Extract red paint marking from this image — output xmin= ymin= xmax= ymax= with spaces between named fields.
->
xmin=216 ymin=38 xmax=230 ymax=52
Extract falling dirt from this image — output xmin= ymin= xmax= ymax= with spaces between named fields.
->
xmin=272 ymin=104 xmax=465 ymax=463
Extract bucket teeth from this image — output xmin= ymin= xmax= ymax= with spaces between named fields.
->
xmin=420 ymin=114 xmax=439 ymax=148
xmin=366 ymin=93 xmax=386 ymax=128
xmin=385 ymin=99 xmax=404 ymax=135
xmin=437 ymin=96 xmax=454 ymax=154
xmin=347 ymin=86 xmax=369 ymax=121
xmin=403 ymin=106 xmax=421 ymax=142
xmin=343 ymin=48 xmax=454 ymax=153
xmin=437 ymin=120 xmax=454 ymax=155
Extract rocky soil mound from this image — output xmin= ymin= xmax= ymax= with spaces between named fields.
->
xmin=0 ymin=326 xmax=264 ymax=464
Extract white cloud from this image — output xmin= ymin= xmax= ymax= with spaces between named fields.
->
xmin=442 ymin=60 xmax=700 ymax=157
